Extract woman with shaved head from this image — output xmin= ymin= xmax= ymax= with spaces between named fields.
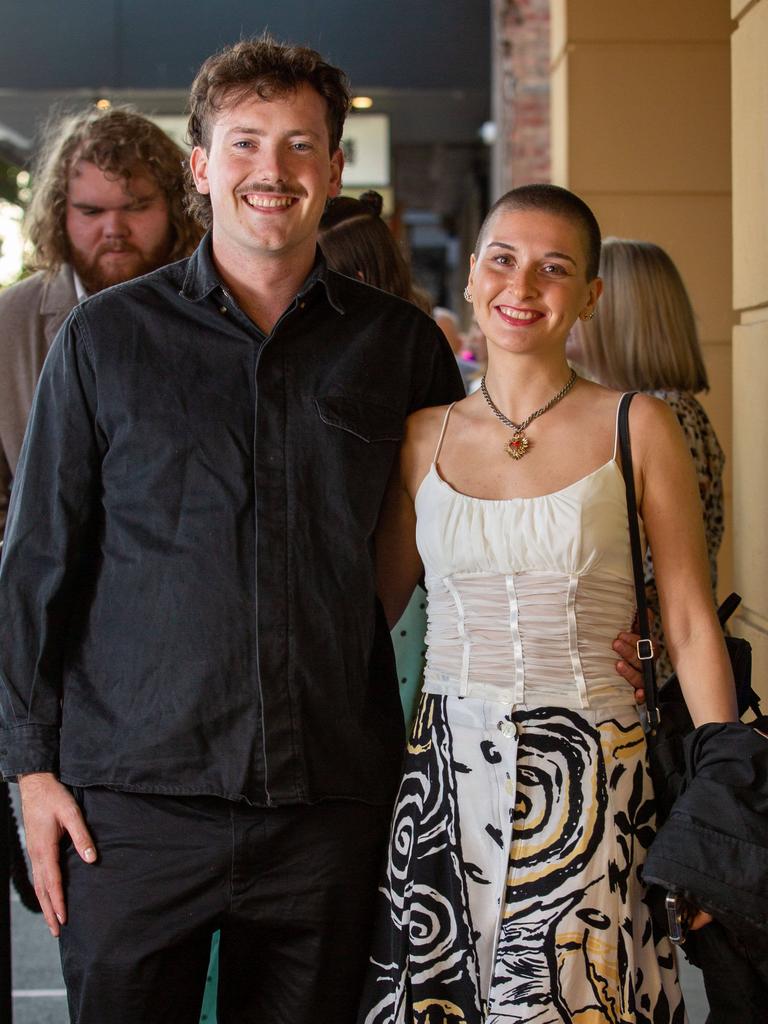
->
xmin=359 ymin=185 xmax=735 ymax=1023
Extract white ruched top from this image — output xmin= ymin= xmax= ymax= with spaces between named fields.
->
xmin=417 ymin=399 xmax=639 ymax=710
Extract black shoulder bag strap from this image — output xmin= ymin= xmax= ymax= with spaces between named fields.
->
xmin=617 ymin=392 xmax=660 ymax=731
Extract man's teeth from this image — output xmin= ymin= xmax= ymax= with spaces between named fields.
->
xmin=245 ymin=195 xmax=295 ymax=208
xmin=500 ymin=307 xmax=539 ymax=321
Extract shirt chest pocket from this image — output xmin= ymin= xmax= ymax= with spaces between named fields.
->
xmin=314 ymin=396 xmax=403 ymax=533
xmin=314 ymin=396 xmax=404 ymax=444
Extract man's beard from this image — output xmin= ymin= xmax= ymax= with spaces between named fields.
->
xmin=69 ymin=239 xmax=173 ymax=294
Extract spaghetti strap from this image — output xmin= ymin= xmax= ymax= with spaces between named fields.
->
xmin=612 ymin=393 xmax=631 ymax=462
xmin=433 ymin=403 xmax=456 ymax=465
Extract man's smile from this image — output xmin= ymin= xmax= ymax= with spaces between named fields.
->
xmin=243 ymin=193 xmax=299 ymax=210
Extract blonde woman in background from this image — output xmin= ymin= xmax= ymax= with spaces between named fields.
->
xmin=569 ymin=238 xmax=725 ymax=677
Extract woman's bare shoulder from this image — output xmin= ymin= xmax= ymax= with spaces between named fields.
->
xmin=575 ymin=378 xmax=623 ymax=406
xmin=401 ymin=400 xmax=465 ymax=490
xmin=404 ymin=401 xmax=460 ymax=447
xmin=627 ymin=391 xmax=681 ymax=437
xmin=576 ymin=380 xmax=671 ymax=426
xmin=625 ymin=392 xmax=694 ymax=501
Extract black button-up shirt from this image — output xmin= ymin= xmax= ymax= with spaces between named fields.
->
xmin=0 ymin=236 xmax=464 ymax=805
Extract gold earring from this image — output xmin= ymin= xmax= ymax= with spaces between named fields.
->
xmin=580 ymin=310 xmax=596 ymax=321
xmin=463 ymin=286 xmax=473 ymax=302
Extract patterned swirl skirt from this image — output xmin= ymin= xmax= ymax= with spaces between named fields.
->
xmin=358 ymin=693 xmax=686 ymax=1024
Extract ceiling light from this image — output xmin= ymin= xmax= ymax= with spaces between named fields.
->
xmin=351 ymin=96 xmax=374 ymax=110
xmin=479 ymin=121 xmax=497 ymax=145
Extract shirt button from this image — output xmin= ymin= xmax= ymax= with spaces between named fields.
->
xmin=498 ymin=720 xmax=517 ymax=739
xmin=219 ymin=305 xmax=227 ymax=314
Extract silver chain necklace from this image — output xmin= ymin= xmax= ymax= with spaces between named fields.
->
xmin=480 ymin=369 xmax=577 ymax=460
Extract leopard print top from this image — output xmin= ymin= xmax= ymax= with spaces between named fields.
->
xmin=645 ymin=389 xmax=725 ymax=678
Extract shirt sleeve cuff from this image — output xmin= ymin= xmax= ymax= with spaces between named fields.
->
xmin=0 ymin=725 xmax=60 ymax=781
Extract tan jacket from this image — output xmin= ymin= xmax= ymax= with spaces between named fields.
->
xmin=0 ymin=265 xmax=78 ymax=538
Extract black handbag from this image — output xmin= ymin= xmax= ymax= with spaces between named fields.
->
xmin=648 ymin=594 xmax=760 ymax=821
xmin=617 ymin=392 xmax=760 ymax=824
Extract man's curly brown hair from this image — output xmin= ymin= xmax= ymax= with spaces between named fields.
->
xmin=185 ymin=35 xmax=350 ymax=229
xmin=25 ymin=105 xmax=202 ymax=273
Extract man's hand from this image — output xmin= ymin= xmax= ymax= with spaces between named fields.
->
xmin=18 ymin=772 xmax=97 ymax=937
xmin=613 ymin=610 xmax=657 ymax=704
xmin=613 ymin=631 xmax=646 ymax=704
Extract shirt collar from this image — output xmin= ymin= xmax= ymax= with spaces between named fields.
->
xmin=179 ymin=232 xmax=222 ymax=302
xmin=40 ymin=264 xmax=81 ymax=315
xmin=72 ymin=269 xmax=88 ymax=303
xmin=298 ymin=249 xmax=346 ymax=315
xmin=180 ymin=232 xmax=345 ymax=315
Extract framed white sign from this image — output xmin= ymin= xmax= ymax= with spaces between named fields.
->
xmin=341 ymin=114 xmax=390 ymax=187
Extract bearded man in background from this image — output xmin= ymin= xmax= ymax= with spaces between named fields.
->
xmin=0 ymin=106 xmax=201 ymax=537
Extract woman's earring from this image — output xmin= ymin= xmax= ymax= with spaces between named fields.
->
xmin=580 ymin=310 xmax=596 ymax=321
xmin=463 ymin=286 xmax=473 ymax=302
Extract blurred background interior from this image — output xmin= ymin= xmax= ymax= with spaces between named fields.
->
xmin=0 ymin=0 xmax=493 ymax=321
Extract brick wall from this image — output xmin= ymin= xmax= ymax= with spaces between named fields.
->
xmin=492 ymin=0 xmax=550 ymax=194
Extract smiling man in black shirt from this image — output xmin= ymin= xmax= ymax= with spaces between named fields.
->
xmin=0 ymin=36 xmax=463 ymax=1024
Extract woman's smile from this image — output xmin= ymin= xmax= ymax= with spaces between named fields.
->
xmin=494 ymin=304 xmax=546 ymax=326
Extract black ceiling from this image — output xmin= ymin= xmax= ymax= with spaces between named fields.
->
xmin=0 ymin=1 xmax=490 ymax=151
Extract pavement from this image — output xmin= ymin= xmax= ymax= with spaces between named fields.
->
xmin=679 ymin=955 xmax=710 ymax=1022
xmin=11 ymin=893 xmax=67 ymax=1024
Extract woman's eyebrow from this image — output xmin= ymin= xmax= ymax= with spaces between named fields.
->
xmin=485 ymin=240 xmax=577 ymax=267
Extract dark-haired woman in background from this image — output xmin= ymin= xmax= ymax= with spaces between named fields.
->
xmin=319 ymin=190 xmax=417 ymax=299
xmin=569 ymin=238 xmax=725 ymax=677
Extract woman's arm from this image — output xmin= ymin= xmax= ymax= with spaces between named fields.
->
xmin=375 ymin=408 xmax=442 ymax=629
xmin=375 ymin=455 xmax=423 ymax=629
xmin=633 ymin=396 xmax=737 ymax=726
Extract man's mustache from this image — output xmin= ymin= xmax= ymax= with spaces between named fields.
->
xmin=236 ymin=182 xmax=305 ymax=199
xmin=94 ymin=242 xmax=140 ymax=257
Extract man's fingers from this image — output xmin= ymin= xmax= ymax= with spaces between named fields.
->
xmin=614 ymin=649 xmax=643 ymax=685
xmin=28 ymin=810 xmax=96 ymax=936
xmin=614 ymin=658 xmax=645 ymax=705
xmin=613 ymin=634 xmax=641 ymax=670
xmin=61 ymin=804 xmax=98 ymax=864
xmin=611 ymin=631 xmax=647 ymax=705
xmin=33 ymin=888 xmax=61 ymax=937
xmin=42 ymin=858 xmax=66 ymax=930
xmin=19 ymin=774 xmax=98 ymax=939
xmin=28 ymin=844 xmax=64 ymax=936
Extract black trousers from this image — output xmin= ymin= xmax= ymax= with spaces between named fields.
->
xmin=686 ymin=921 xmax=768 ymax=1024
xmin=58 ymin=787 xmax=391 ymax=1024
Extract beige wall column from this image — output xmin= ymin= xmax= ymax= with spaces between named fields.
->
xmin=550 ymin=1 xmax=735 ymax=602
xmin=732 ymin=0 xmax=768 ymax=700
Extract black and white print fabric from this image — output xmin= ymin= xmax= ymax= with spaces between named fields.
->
xmin=360 ymin=695 xmax=685 ymax=1024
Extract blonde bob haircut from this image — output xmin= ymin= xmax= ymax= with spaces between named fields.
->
xmin=572 ymin=237 xmax=709 ymax=393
